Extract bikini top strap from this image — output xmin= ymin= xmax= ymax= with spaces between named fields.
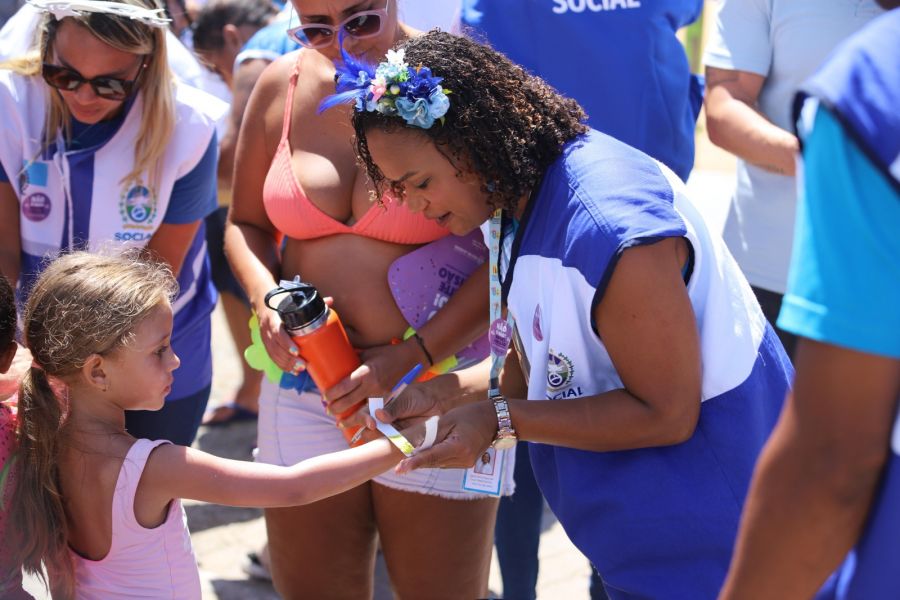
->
xmin=280 ymin=52 xmax=304 ymax=142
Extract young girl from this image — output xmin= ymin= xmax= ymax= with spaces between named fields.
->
xmin=11 ymin=252 xmax=406 ymax=599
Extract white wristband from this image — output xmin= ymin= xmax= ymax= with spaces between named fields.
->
xmin=417 ymin=416 xmax=439 ymax=454
xmin=368 ymin=397 xmax=415 ymax=457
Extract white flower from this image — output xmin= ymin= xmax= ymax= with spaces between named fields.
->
xmin=385 ymin=48 xmax=406 ymax=67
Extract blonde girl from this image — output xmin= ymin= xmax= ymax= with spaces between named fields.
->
xmin=0 ymin=0 xmax=226 ymax=446
xmin=12 ymin=252 xmax=405 ymax=599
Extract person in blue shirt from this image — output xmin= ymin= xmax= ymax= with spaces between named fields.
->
xmin=461 ymin=0 xmax=703 ymax=183
xmin=461 ymin=3 xmax=704 ymax=595
xmin=0 ymin=0 xmax=224 ymax=446
xmin=326 ymin=31 xmax=792 ymax=600
xmin=719 ymin=5 xmax=900 ymax=599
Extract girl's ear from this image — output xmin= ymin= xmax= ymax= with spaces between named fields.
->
xmin=80 ymin=353 xmax=109 ymax=392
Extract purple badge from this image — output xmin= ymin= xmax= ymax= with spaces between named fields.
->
xmin=22 ymin=193 xmax=51 ymax=222
xmin=489 ymin=318 xmax=512 ymax=356
xmin=532 ymin=304 xmax=544 ymax=342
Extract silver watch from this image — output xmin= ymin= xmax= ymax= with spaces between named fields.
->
xmin=490 ymin=392 xmax=518 ymax=450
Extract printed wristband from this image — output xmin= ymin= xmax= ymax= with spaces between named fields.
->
xmin=368 ymin=397 xmax=415 ymax=456
xmin=367 ymin=399 xmax=439 ymax=457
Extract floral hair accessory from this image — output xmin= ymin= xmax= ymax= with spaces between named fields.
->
xmin=319 ymin=44 xmax=451 ymax=129
xmin=26 ymin=0 xmax=171 ymax=27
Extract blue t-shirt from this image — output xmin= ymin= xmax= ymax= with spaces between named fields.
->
xmin=781 ymin=106 xmax=900 ymax=600
xmin=235 ymin=17 xmax=300 ymax=67
xmin=780 ymin=12 xmax=900 ymax=596
xmin=779 ymin=107 xmax=900 ymax=359
xmin=462 ymin=0 xmax=704 ymax=181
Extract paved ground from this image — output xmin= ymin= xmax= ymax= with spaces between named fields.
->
xmin=24 ymin=145 xmax=735 ymax=600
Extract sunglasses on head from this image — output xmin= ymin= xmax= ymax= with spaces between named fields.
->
xmin=41 ymin=61 xmax=147 ymax=101
xmin=287 ymin=1 xmax=390 ymax=49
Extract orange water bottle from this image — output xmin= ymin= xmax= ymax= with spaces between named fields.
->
xmin=265 ymin=277 xmax=364 ymax=445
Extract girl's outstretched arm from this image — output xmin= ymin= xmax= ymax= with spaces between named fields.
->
xmin=139 ymin=437 xmax=403 ymax=514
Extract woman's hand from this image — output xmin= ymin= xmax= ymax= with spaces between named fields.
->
xmin=396 ymin=399 xmax=498 ymax=474
xmin=255 ymin=300 xmax=305 ymax=375
xmin=372 ymin=377 xmax=450 ymax=429
xmin=323 ymin=341 xmax=420 ymax=417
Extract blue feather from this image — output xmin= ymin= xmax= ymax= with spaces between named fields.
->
xmin=318 ymin=89 xmax=365 ymax=113
xmin=318 ymin=32 xmax=377 ymax=114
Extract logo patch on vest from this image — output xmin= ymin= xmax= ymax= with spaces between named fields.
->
xmin=547 ymin=349 xmax=574 ymax=391
xmin=119 ymin=184 xmax=158 ymax=229
xmin=22 ymin=192 xmax=51 ymax=222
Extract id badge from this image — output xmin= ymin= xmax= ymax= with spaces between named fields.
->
xmin=462 ymin=446 xmax=505 ymax=496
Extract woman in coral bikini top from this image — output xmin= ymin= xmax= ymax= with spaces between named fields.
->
xmin=225 ymin=1 xmax=501 ymax=598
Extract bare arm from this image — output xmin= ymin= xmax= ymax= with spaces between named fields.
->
xmin=217 ymin=58 xmax=271 ymax=193
xmin=704 ymin=66 xmax=799 ymax=176
xmin=140 ymin=436 xmax=403 ymax=510
xmin=144 ymin=221 xmax=201 ymax=278
xmin=224 ymin=57 xmax=297 ymax=371
xmin=0 ymin=182 xmax=21 ymax=285
xmin=413 ymin=261 xmax=489 ymax=366
xmin=719 ymin=341 xmax=900 ymax=599
xmin=397 ymin=237 xmax=703 ymax=470
xmin=375 ymin=340 xmax=530 ymax=429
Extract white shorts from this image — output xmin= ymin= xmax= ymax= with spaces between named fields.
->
xmin=256 ymin=373 xmax=515 ymax=499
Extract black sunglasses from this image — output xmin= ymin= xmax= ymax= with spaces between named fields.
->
xmin=41 ymin=61 xmax=147 ymax=101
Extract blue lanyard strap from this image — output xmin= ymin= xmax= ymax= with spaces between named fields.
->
xmin=488 ymin=209 xmax=515 ymax=394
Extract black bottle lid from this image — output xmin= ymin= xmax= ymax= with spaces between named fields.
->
xmin=264 ymin=278 xmax=327 ymax=332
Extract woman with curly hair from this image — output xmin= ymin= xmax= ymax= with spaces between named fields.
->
xmin=337 ymin=31 xmax=794 ymax=599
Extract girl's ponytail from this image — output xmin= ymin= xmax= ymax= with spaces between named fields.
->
xmin=14 ymin=366 xmax=73 ymax=598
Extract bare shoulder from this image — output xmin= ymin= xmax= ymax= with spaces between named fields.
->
xmin=241 ymin=50 xmax=303 ymax=156
xmin=256 ymin=49 xmax=301 ymax=94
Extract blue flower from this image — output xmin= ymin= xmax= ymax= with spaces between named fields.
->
xmin=376 ymin=61 xmax=406 ymax=81
xmin=405 ymin=68 xmax=443 ymax=101
xmin=396 ymin=97 xmax=435 ymax=128
xmin=427 ymin=87 xmax=450 ymax=119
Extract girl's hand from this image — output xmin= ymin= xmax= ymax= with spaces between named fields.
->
xmin=323 ymin=341 xmax=419 ymax=417
xmin=396 ymin=399 xmax=498 ymax=474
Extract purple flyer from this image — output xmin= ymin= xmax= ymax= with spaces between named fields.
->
xmin=388 ymin=230 xmax=490 ymax=365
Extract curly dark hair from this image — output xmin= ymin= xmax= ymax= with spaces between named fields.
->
xmin=352 ymin=31 xmax=588 ymax=212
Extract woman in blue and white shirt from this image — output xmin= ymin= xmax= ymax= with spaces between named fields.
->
xmin=0 ymin=0 xmax=225 ymax=444
xmin=341 ymin=31 xmax=794 ymax=599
